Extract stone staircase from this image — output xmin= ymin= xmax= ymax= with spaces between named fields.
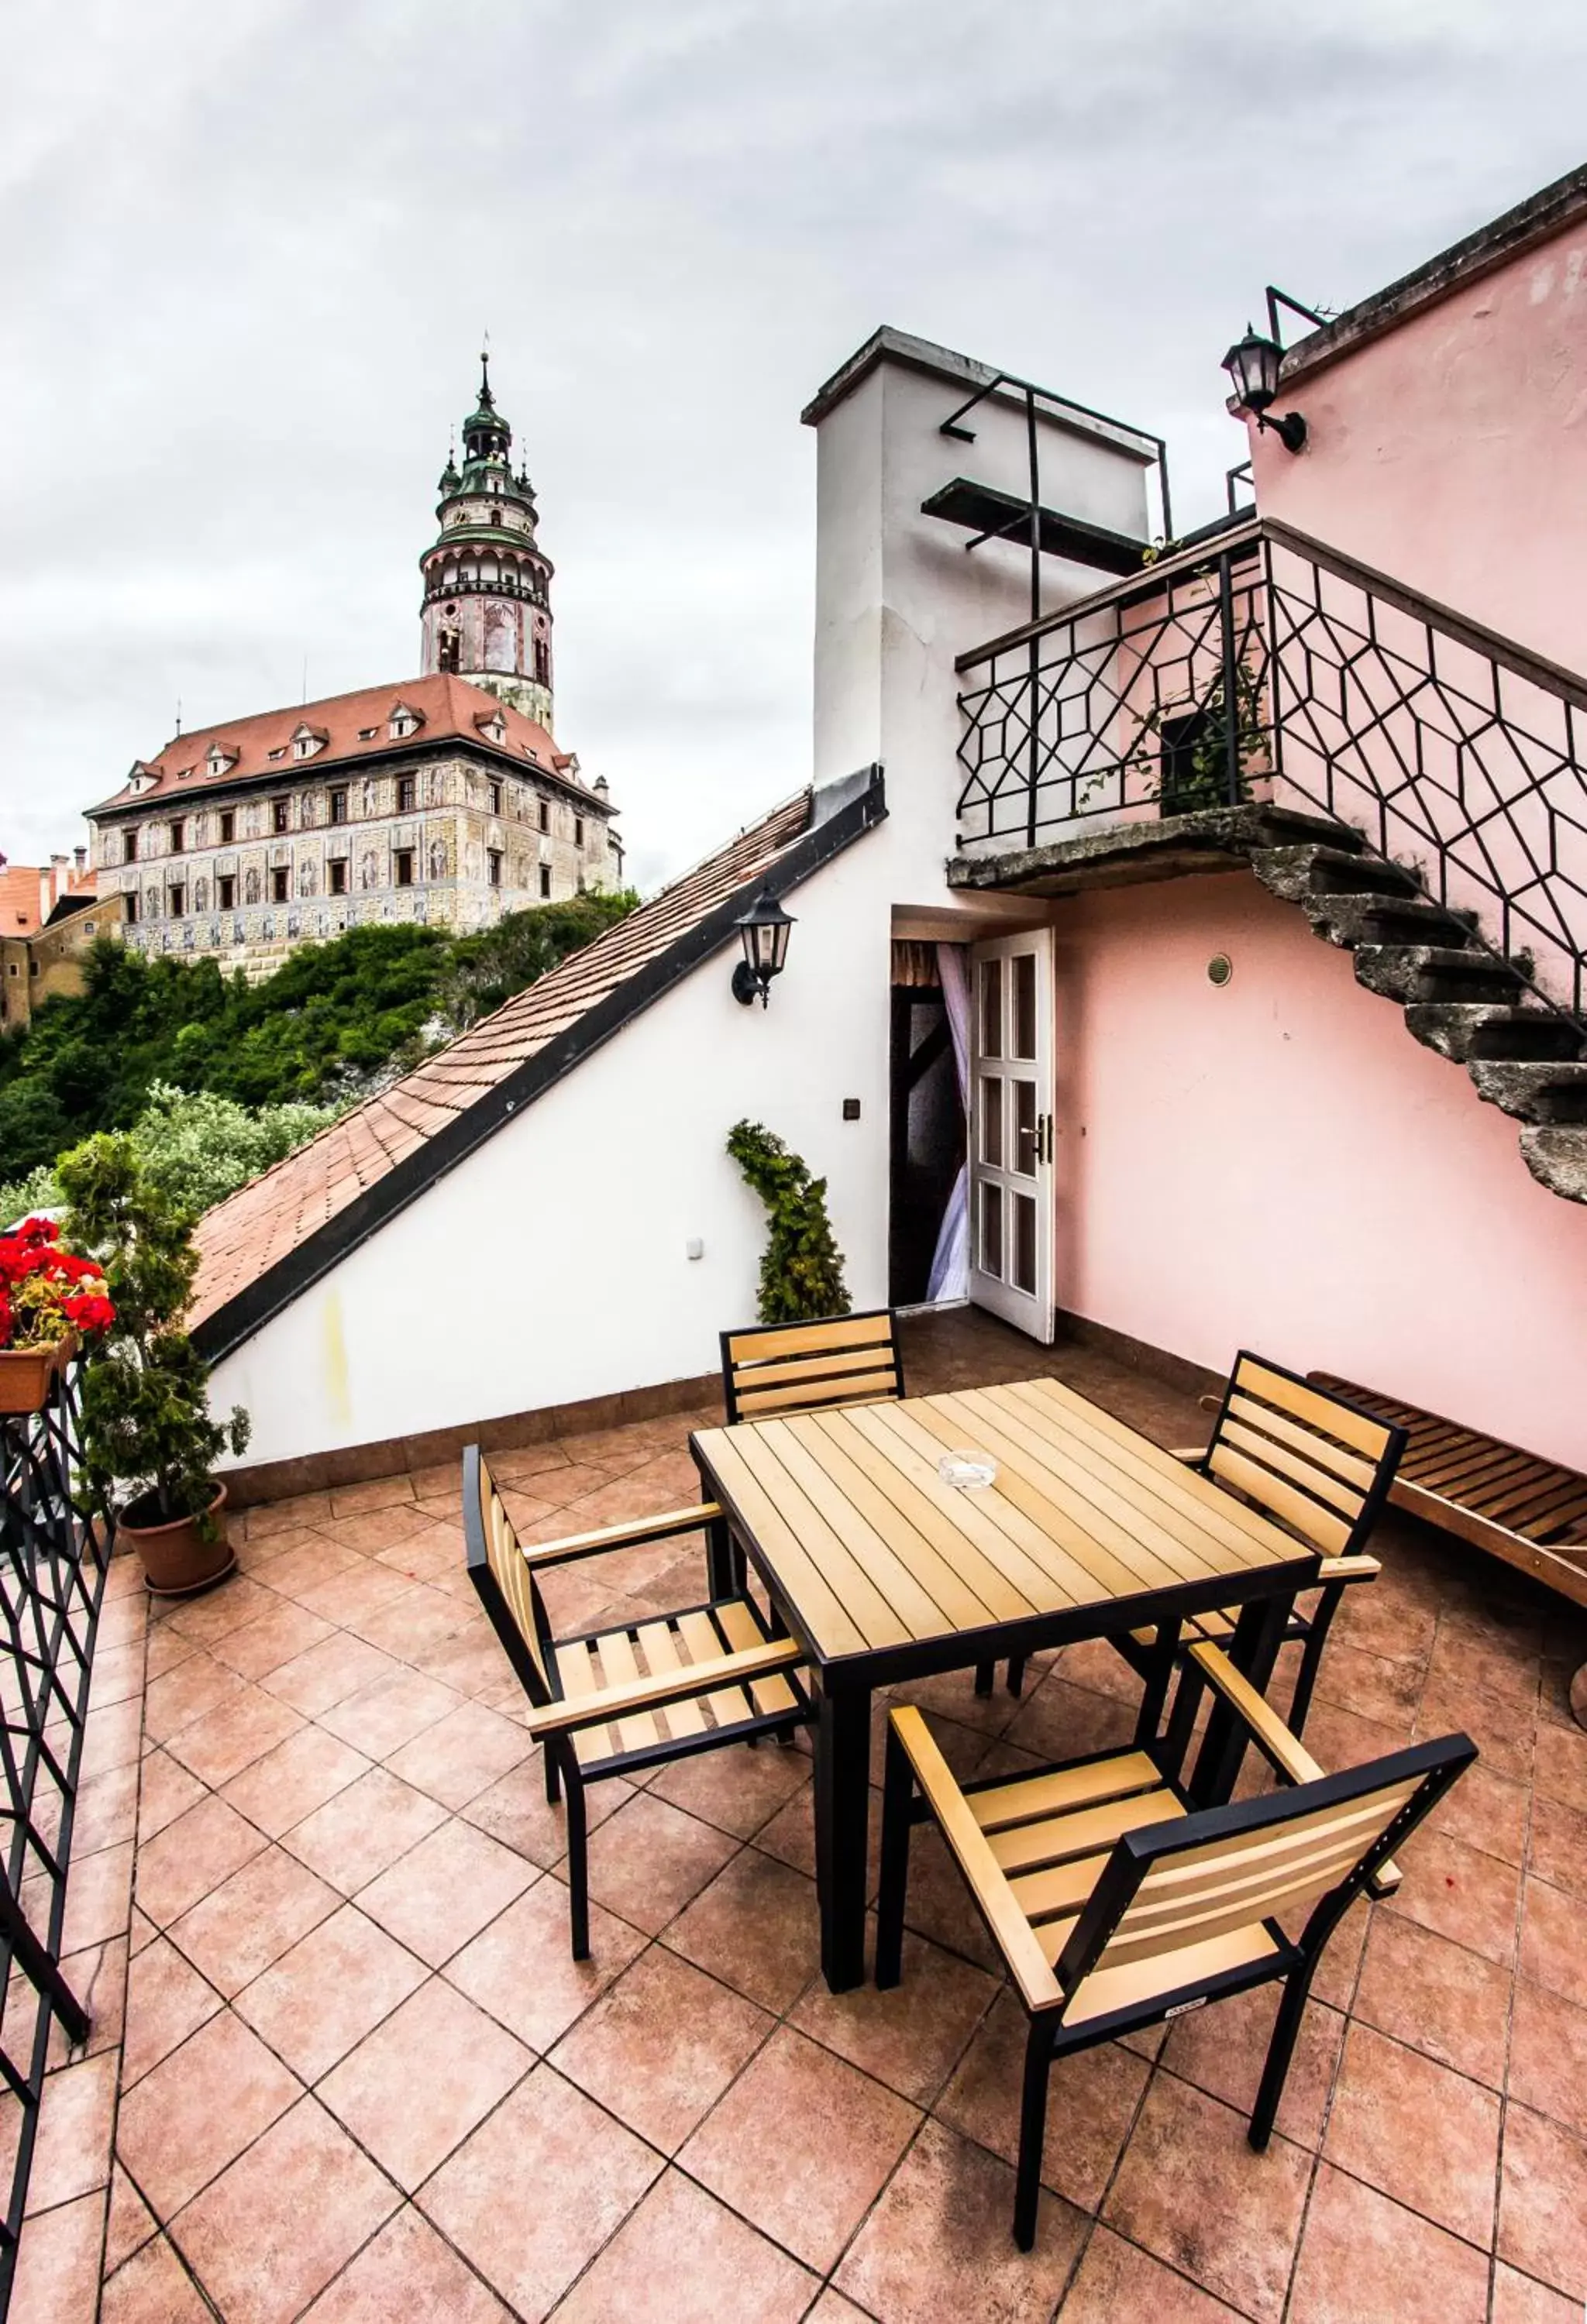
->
xmin=1248 ymin=807 xmax=1587 ymax=1205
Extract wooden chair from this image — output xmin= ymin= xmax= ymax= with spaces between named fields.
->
xmin=463 ymin=1445 xmax=810 ymax=1958
xmin=878 ymin=1644 xmax=1475 ymax=2250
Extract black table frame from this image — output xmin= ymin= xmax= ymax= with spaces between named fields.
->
xmin=690 ymin=1429 xmax=1318 ymax=1992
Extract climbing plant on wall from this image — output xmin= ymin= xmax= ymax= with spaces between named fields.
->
xmin=726 ymin=1121 xmax=851 ymax=1325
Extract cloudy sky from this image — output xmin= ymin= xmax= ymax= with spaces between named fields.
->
xmin=4 ymin=2 xmax=1582 ymax=890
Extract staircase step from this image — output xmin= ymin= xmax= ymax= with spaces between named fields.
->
xmin=1520 ymin=1126 xmax=1587 ymax=1205
xmin=1354 ymin=945 xmax=1529 ymax=1006
xmin=1308 ymin=893 xmax=1478 ymax=950
xmin=1402 ymin=1003 xmax=1586 ymax=1065
xmin=1467 ymin=1059 xmax=1587 ymax=1124
xmin=1247 ymin=806 xmax=1368 ymax=854
xmin=1252 ymin=845 xmax=1422 ymax=906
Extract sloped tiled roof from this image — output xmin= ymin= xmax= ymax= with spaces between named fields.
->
xmin=188 ymin=771 xmax=885 ymax=1355
xmin=91 ymin=675 xmax=601 ymax=814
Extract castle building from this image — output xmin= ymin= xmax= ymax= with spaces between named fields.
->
xmin=86 ymin=360 xmax=618 ymax=978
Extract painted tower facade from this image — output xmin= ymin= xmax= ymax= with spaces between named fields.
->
xmin=419 ymin=357 xmax=554 ymax=728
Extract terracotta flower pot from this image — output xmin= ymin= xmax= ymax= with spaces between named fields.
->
xmin=119 ymin=1481 xmax=236 ymax=1598
xmin=0 ymin=1333 xmax=75 ymax=1417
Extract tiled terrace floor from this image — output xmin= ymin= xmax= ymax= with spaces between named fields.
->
xmin=16 ymin=1317 xmax=1587 ymax=2322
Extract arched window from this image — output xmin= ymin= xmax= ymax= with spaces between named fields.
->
xmin=439 ymin=627 xmax=461 ymax=674
xmin=533 ymin=636 xmax=550 ymax=686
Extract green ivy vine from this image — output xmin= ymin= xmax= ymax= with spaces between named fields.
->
xmin=726 ymin=1120 xmax=851 ymax=1325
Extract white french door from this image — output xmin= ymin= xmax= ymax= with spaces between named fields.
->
xmin=968 ymin=930 xmax=1055 ymax=1341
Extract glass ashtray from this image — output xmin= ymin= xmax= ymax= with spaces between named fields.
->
xmin=938 ymin=1449 xmax=998 ymax=1491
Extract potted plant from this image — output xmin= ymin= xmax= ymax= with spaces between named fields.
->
xmin=57 ymin=1134 xmax=250 ymax=1597
xmin=0 ymin=1216 xmax=115 ymax=1415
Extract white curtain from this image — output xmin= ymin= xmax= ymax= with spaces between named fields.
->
xmin=925 ymin=943 xmax=971 ymax=1302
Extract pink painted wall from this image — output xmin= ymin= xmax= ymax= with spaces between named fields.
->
xmin=1052 ymin=872 xmax=1587 ymax=1472
xmin=1248 ymin=217 xmax=1587 ymax=675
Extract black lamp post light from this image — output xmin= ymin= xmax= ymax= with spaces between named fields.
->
xmin=1221 ymin=287 xmax=1325 ymax=456
xmin=732 ymin=889 xmax=795 ymax=1007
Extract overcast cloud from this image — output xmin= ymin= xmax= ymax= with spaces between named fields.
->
xmin=3 ymin=1 xmax=1582 ymax=889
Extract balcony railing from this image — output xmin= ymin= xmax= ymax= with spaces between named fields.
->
xmin=955 ymin=516 xmax=1587 ymax=1026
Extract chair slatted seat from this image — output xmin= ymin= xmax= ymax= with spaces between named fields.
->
xmin=464 ymin=1444 xmax=811 ymax=1957
xmin=878 ymin=1648 xmax=1475 ymax=2250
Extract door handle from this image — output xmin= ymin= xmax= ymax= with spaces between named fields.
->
xmin=1038 ymin=1112 xmax=1054 ymax=1165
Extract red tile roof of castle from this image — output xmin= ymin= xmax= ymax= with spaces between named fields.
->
xmin=0 ymin=863 xmax=95 ymax=936
xmin=91 ymin=675 xmax=603 ymax=813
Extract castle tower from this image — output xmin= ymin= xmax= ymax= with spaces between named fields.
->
xmin=419 ymin=355 xmax=555 ymax=729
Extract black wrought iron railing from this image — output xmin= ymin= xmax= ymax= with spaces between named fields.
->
xmin=955 ymin=515 xmax=1587 ymax=1028
xmin=0 ymin=1364 xmax=109 ymax=2314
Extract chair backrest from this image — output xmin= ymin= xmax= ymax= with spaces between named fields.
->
xmin=1204 ymin=1352 xmax=1406 ymax=1559
xmin=462 ymin=1445 xmax=557 ymax=1706
xmin=721 ymin=1308 xmax=904 ymax=1425
xmin=1055 ymin=1732 xmax=1475 ymax=2007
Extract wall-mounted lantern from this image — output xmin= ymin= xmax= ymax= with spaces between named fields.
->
xmin=732 ymin=889 xmax=795 ymax=1007
xmin=1220 ymin=325 xmax=1307 ymax=453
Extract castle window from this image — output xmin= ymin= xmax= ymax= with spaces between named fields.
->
xmin=537 ymin=799 xmax=549 ymax=834
xmin=396 ymin=775 xmax=416 ymax=813
xmin=219 ymin=809 xmax=236 ymax=844
xmin=329 ymin=858 xmax=348 ymax=896
xmin=169 ymin=820 xmax=184 ymax=853
xmin=273 ymin=798 xmax=290 ymax=834
xmin=125 ymin=892 xmax=138 ymax=924
xmin=169 ymin=882 xmax=185 ymax=917
xmin=271 ymin=867 xmax=289 ymax=904
xmin=394 ymin=850 xmax=415 ymax=888
xmin=489 ymin=779 xmax=502 ymax=816
xmin=269 ymin=747 xmax=287 ymax=761
xmin=390 ymin=712 xmax=418 ymax=741
xmin=487 ymin=849 xmax=503 ymax=888
xmin=533 ymin=637 xmax=549 ymax=685
xmin=291 ymin=737 xmax=318 ymax=760
xmin=539 ymin=865 xmax=551 ymax=899
xmin=218 ymin=875 xmax=236 ymax=911
xmin=329 ymin=787 xmax=348 ymax=823
xmin=123 ymin=828 xmax=139 ymax=865
xmin=439 ymin=631 xmax=460 ymax=674
xmin=357 ymin=727 xmax=378 ymax=741
xmin=574 ymin=817 xmax=584 ymax=847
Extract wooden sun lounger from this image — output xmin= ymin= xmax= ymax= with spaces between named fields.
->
xmin=1307 ymin=1371 xmax=1587 ymax=1611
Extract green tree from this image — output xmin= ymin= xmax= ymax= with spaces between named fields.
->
xmin=727 ymin=1121 xmax=851 ymax=1325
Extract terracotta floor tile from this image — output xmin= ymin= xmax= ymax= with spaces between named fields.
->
xmin=1309 ymin=1895 xmax=1372 ymax=2010
xmin=893 ymin=1821 xmax=1003 ymax=1975
xmin=645 ymin=1737 xmax=812 ymax=1838
xmin=246 ymin=1490 xmax=335 ymax=1539
xmin=418 ymin=2065 xmax=661 ymax=2321
xmin=937 ymin=1991 xmax=1148 ymax=2211
xmin=233 ymin=1903 xmax=429 ymax=2082
xmin=221 ymin=1725 xmax=370 ymax=1838
xmin=1159 ymin=1984 xmax=1345 ymax=2149
xmin=752 ymin=1779 xmax=885 ymax=1905
xmin=299 ymin=2203 xmax=512 ymax=2320
xmin=123 ymin=1935 xmax=223 ymax=2088
xmin=1424 ymin=1759 xmax=1530 ymax=1868
xmin=90 ymin=1638 xmax=150 ymax=1711
xmin=1519 ymin=1875 xmax=1587 ymax=2006
xmin=300 ymin=1561 xmax=419 ymax=1635
xmin=550 ymin=1947 xmax=771 ymax=2154
xmin=143 ymin=1624 xmax=196 ymax=1683
xmin=1315 ymin=1638 xmax=1427 ymax=1728
xmin=1351 ymin=1912 xmax=1513 ymax=2088
xmin=318 ymin=1669 xmax=462 ymax=1761
xmin=1491 ymin=2260 xmax=1582 ymax=2321
xmin=678 ymin=2025 xmax=921 ymax=2274
xmin=281 ymin=1765 xmax=449 ymax=1896
xmin=210 ymin=1598 xmax=336 ymax=1683
xmin=663 ymin=1844 xmax=821 ymax=2012
xmin=1533 ymin=1719 xmax=1587 ymax=1815
xmin=26 ymin=2049 xmax=118 ymax=2212
xmin=171 ymin=2095 xmax=399 ymax=2324
xmin=1499 ymin=2103 xmax=1587 ymax=2298
xmin=563 ymin=2168 xmax=821 ymax=2324
xmin=164 ymin=1575 xmax=281 ymax=1648
xmin=104 ymin=2161 xmax=157 ymax=2276
xmin=143 ymin=1651 xmax=247 ymax=1745
xmin=80 ymin=1697 xmax=144 ymax=1780
xmin=260 ymin=1632 xmax=401 ymax=1718
xmin=444 ymin=1878 xmax=646 ymax=2049
xmin=1509 ymin=1978 xmax=1587 ymax=2140
xmin=253 ymin=1538 xmax=360 ymax=1605
xmin=791 ymin=1923 xmax=997 ymax=2106
xmin=101 ymin=2232 xmax=214 ymax=2322
xmin=116 ymin=2006 xmax=301 ymax=2216
xmin=1103 ymin=2075 xmax=1311 ymax=2324
xmin=317 ymin=1504 xmax=435 ymax=1559
xmin=836 ymin=2116 xmax=1086 ymax=2321
xmin=1323 ymin=2020 xmax=1499 ymax=2245
xmin=411 ymin=1618 xmax=516 ymax=1702
xmin=9 ymin=2187 xmax=105 ymax=2322
xmin=136 ymin=1750 xmax=208 ymax=1845
xmin=1417 ymin=1672 xmax=1536 ymax=1784
xmin=164 ymin=1683 xmax=305 ymax=1789
xmin=1530 ymin=1795 xmax=1587 ymax=1905
xmin=1058 ymin=2226 xmax=1246 ymax=2319
xmin=166 ymin=1843 xmax=339 ymax=1998
xmin=578 ymin=1789 xmax=740 ymax=1936
xmin=1286 ymin=2161 xmax=1490 ymax=2323
xmin=329 ymin=1474 xmax=416 ymax=1518
xmin=381 ymin=1698 xmax=532 ymax=1811
xmin=60 ymin=1838 xmax=133 ymax=1954
xmin=803 ymin=2291 xmax=876 ymax=2323
xmin=1427 ymin=1614 xmax=1543 ymax=1708
xmin=1386 ymin=1824 xmax=1522 ymax=1965
xmin=356 ymin=1816 xmax=533 ymax=1966
xmin=459 ymin=1753 xmax=632 ymax=1866
xmin=1005 ymin=1675 xmax=1139 ymax=1762
xmin=73 ymin=1761 xmax=139 ymax=1857
xmin=319 ymin=1975 xmax=531 ymax=2190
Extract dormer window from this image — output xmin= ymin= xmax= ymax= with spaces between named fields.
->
xmin=268 ymin=747 xmax=287 ymax=761
xmin=291 ymin=724 xmax=327 ymax=761
xmin=205 ymin=746 xmax=236 ymax=780
xmin=357 ymin=727 xmax=378 ymax=741
xmin=387 ymin=703 xmax=423 ymax=741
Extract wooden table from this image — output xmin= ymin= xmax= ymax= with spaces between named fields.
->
xmin=690 ymin=1376 xmax=1321 ymax=1990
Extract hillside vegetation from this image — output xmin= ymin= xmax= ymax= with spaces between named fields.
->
xmin=0 ymin=892 xmax=636 ymax=1211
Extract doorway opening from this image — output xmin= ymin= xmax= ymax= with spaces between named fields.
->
xmin=888 ymin=943 xmax=965 ymax=1306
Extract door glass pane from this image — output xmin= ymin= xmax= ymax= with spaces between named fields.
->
xmin=979 ymin=1078 xmax=1003 ymax=1167
xmin=1012 ymin=1192 xmax=1037 ymax=1294
xmin=1013 ymin=1080 xmax=1037 ymax=1177
xmin=981 ymin=1183 xmax=1003 ymax=1279
xmin=979 ymin=960 xmax=1003 ymax=1059
xmin=1011 ymin=953 xmax=1036 ymax=1060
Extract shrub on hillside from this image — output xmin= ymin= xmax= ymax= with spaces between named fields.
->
xmin=0 ymin=1082 xmax=343 ymax=1227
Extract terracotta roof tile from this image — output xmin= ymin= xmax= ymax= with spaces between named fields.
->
xmin=188 ymin=788 xmax=817 ymax=1333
